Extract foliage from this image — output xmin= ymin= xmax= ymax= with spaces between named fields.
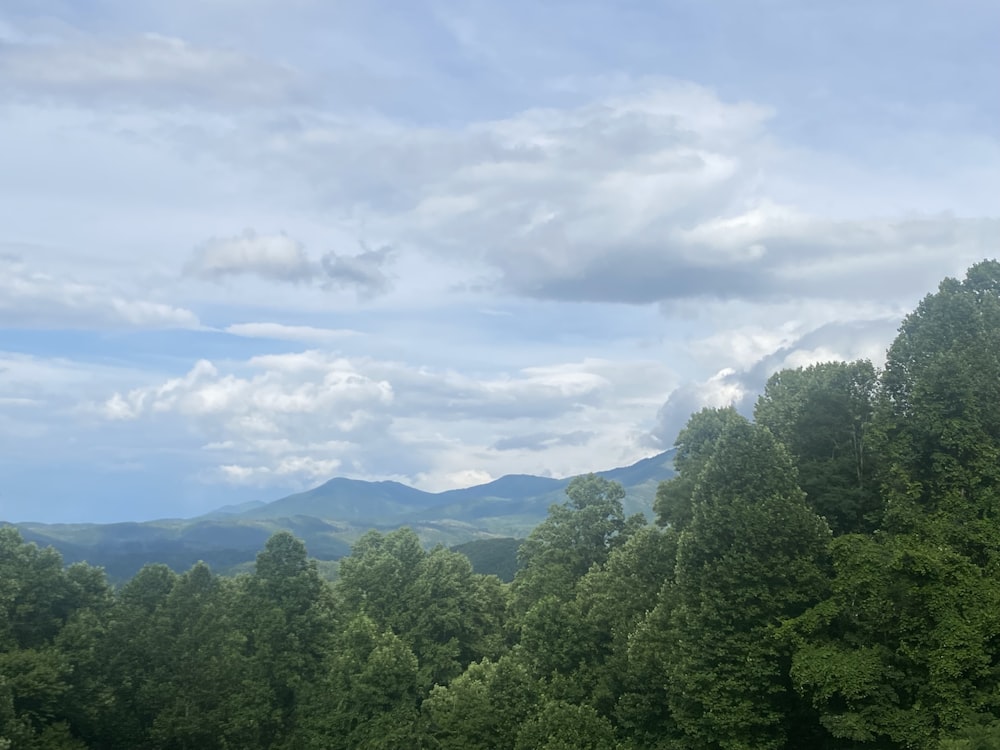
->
xmin=514 ymin=474 xmax=642 ymax=611
xmin=755 ymin=360 xmax=881 ymax=534
xmin=662 ymin=420 xmax=831 ymax=749
xmin=4 ymin=262 xmax=1000 ymax=750
xmin=450 ymin=537 xmax=523 ymax=581
xmin=654 ymin=406 xmax=747 ymax=530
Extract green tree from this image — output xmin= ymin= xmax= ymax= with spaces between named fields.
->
xmin=237 ymin=532 xmax=337 ymax=748
xmin=755 ymin=360 xmax=881 ymax=534
xmin=877 ymin=260 xmax=1000 ymax=561
xmin=514 ymin=700 xmax=617 ymax=750
xmin=663 ymin=420 xmax=831 ymax=749
xmin=575 ymin=526 xmax=680 ymax=719
xmin=771 ymin=262 xmax=1000 ymax=748
xmin=142 ymin=563 xmax=265 ymax=750
xmin=0 ymin=529 xmax=108 ymax=749
xmin=786 ymin=533 xmax=1000 ymax=748
xmin=514 ymin=474 xmax=640 ymax=610
xmin=337 ymin=528 xmax=506 ymax=689
xmin=298 ymin=614 xmax=422 ymax=750
xmin=654 ymin=406 xmax=746 ymax=530
xmin=0 ymin=528 xmax=81 ymax=650
xmin=422 ymin=655 xmax=540 ymax=750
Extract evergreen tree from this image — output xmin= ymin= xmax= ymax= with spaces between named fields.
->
xmin=663 ymin=420 xmax=830 ymax=749
xmin=237 ymin=531 xmax=337 ymax=748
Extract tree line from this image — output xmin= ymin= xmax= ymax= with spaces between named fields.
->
xmin=4 ymin=261 xmax=1000 ymax=749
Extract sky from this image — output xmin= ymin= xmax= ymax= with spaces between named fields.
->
xmin=1 ymin=0 xmax=998 ymax=523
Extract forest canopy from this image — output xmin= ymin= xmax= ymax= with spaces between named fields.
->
xmin=4 ymin=262 xmax=1000 ymax=749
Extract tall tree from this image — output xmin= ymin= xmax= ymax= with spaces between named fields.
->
xmin=877 ymin=260 xmax=1000 ymax=562
xmin=514 ymin=474 xmax=640 ymax=611
xmin=755 ymin=360 xmax=881 ymax=534
xmin=785 ymin=532 xmax=1000 ymax=749
xmin=297 ymin=614 xmax=423 ymax=750
xmin=785 ymin=262 xmax=1000 ymax=747
xmin=238 ymin=532 xmax=337 ymax=748
xmin=142 ymin=563 xmax=265 ymax=750
xmin=663 ymin=420 xmax=831 ymax=749
xmin=336 ymin=528 xmax=505 ymax=689
xmin=654 ymin=406 xmax=746 ymax=530
xmin=97 ymin=563 xmax=178 ymax=748
xmin=0 ymin=529 xmax=107 ymax=749
xmin=422 ymin=655 xmax=540 ymax=750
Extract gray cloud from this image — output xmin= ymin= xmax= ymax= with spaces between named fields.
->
xmin=175 ymin=82 xmax=997 ymax=309
xmin=321 ymin=244 xmax=395 ymax=298
xmin=651 ymin=369 xmax=748 ymax=449
xmin=185 ymin=232 xmax=398 ymax=298
xmin=493 ymin=430 xmax=595 ymax=452
xmin=185 ymin=230 xmax=316 ymax=282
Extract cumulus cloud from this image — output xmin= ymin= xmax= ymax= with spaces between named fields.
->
xmin=0 ymin=256 xmax=199 ymax=329
xmin=650 ymin=315 xmax=904 ymax=447
xmin=651 ymin=368 xmax=749 ymax=448
xmin=98 ymin=351 xmax=672 ymax=488
xmin=102 ymin=354 xmax=393 ymax=429
xmin=183 ymin=80 xmax=997 ymax=308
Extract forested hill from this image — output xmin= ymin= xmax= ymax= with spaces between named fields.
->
xmin=9 ymin=449 xmax=675 ymax=581
xmin=6 ymin=262 xmax=1000 ymax=749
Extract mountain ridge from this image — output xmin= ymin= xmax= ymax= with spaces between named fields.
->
xmin=8 ymin=449 xmax=676 ymax=581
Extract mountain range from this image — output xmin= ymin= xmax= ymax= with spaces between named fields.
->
xmin=9 ymin=450 xmax=675 ymax=581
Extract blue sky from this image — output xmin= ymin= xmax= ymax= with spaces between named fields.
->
xmin=1 ymin=0 xmax=997 ymax=522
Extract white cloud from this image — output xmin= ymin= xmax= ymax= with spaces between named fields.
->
xmin=186 ymin=230 xmax=316 ymax=282
xmin=0 ymin=257 xmax=199 ymax=329
xmin=652 ymin=310 xmax=906 ymax=447
xmin=185 ymin=81 xmax=997 ymax=307
xmin=218 ymin=456 xmax=342 ymax=485
xmin=225 ymin=322 xmax=360 ymax=344
xmin=98 ymin=351 xmax=674 ymax=488
xmin=1 ymin=2 xmax=996 ymax=521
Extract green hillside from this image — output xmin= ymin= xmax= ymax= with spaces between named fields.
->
xmin=9 ymin=450 xmax=676 ymax=581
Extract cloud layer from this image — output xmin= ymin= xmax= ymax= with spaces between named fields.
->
xmin=1 ymin=0 xmax=996 ymax=521
xmin=98 ymin=352 xmax=673 ymax=491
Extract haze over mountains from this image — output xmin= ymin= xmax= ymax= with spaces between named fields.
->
xmin=9 ymin=450 xmax=675 ymax=581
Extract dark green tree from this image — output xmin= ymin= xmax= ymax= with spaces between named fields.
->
xmin=514 ymin=700 xmax=617 ymax=750
xmin=663 ymin=420 xmax=831 ymax=749
xmin=0 ymin=529 xmax=108 ymax=749
xmin=298 ymin=614 xmax=423 ymax=750
xmin=96 ymin=563 xmax=178 ymax=748
xmin=337 ymin=528 xmax=506 ymax=689
xmin=575 ymin=525 xmax=680 ymax=720
xmin=654 ymin=406 xmax=747 ymax=530
xmin=514 ymin=474 xmax=640 ymax=611
xmin=784 ymin=262 xmax=1000 ymax=748
xmin=422 ymin=655 xmax=540 ymax=750
xmin=142 ymin=563 xmax=265 ymax=750
xmin=877 ymin=261 xmax=1000 ymax=562
xmin=237 ymin=532 xmax=337 ymax=748
xmin=755 ymin=360 xmax=881 ymax=534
